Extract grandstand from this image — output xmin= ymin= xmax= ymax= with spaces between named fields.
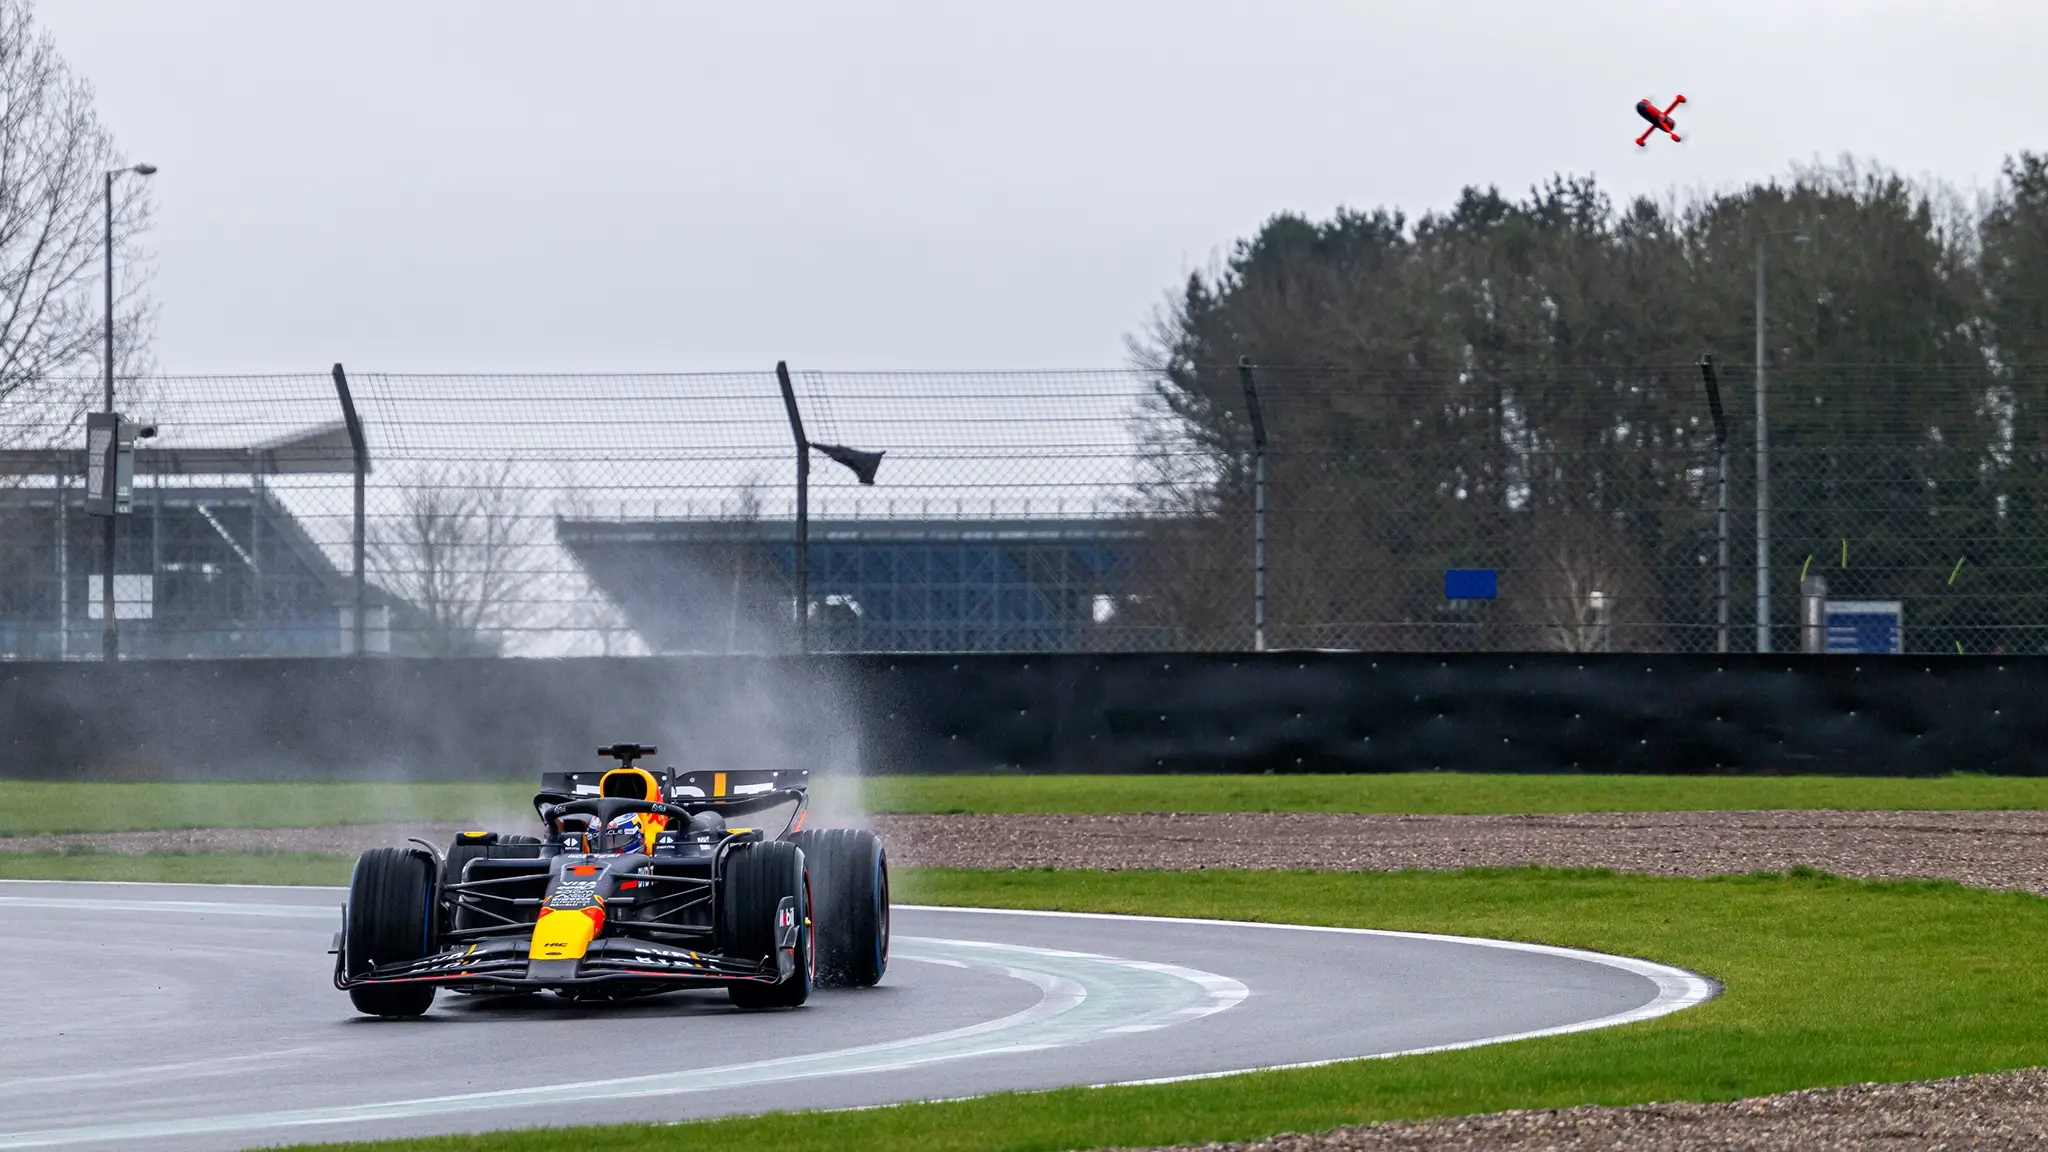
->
xmin=556 ymin=516 xmax=1144 ymax=654
xmin=0 ymin=430 xmax=409 ymax=659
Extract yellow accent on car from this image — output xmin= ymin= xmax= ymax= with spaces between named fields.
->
xmin=529 ymin=908 xmax=602 ymax=960
xmin=599 ymin=766 xmax=662 ymax=802
xmin=457 ymin=831 xmax=490 ymax=841
xmin=596 ymin=767 xmax=671 ymax=853
xmin=714 ymin=772 xmax=727 ymax=797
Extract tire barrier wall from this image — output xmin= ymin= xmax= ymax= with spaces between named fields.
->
xmin=2 ymin=652 xmax=2042 ymax=780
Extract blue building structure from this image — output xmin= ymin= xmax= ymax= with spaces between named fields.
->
xmin=556 ymin=517 xmax=1145 ymax=653
xmin=0 ymin=427 xmax=425 ymax=659
xmin=0 ymin=483 xmax=405 ymax=659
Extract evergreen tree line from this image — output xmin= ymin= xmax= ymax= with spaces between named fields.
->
xmin=1123 ymin=156 xmax=2048 ymax=654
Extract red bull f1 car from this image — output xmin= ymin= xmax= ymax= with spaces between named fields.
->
xmin=332 ymin=744 xmax=889 ymax=1017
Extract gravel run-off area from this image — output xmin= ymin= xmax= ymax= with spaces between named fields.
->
xmin=1120 ymin=1069 xmax=2048 ymax=1151
xmin=19 ymin=809 xmax=2033 ymax=891
xmin=9 ymin=808 xmax=2048 ymax=1149
xmin=871 ymin=809 xmax=2048 ymax=896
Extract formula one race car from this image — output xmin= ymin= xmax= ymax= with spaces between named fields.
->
xmin=332 ymin=744 xmax=888 ymax=1018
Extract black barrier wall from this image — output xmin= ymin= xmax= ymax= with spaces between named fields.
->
xmin=2 ymin=653 xmax=2043 ymax=780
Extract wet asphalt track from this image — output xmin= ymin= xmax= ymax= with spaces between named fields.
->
xmin=0 ymin=881 xmax=1714 ymax=1152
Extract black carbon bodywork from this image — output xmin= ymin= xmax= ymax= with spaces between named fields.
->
xmin=333 ymin=769 xmax=810 ymax=999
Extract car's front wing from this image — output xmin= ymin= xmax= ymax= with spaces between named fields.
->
xmin=333 ymin=933 xmax=791 ymax=993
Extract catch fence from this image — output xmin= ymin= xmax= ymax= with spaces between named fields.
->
xmin=0 ymin=360 xmax=2039 ymax=658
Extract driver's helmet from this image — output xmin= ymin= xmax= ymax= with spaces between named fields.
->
xmin=594 ymin=812 xmax=646 ymax=854
xmin=593 ymin=765 xmax=669 ymax=854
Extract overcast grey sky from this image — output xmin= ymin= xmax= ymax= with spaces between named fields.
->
xmin=39 ymin=0 xmax=2048 ymax=374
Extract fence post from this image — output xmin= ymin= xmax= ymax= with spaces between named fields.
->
xmin=54 ymin=460 xmax=68 ymax=659
xmin=1238 ymin=357 xmax=1268 ymax=652
xmin=331 ymin=364 xmax=369 ymax=657
xmin=775 ymin=361 xmax=810 ymax=654
xmin=1801 ymin=574 xmax=1828 ymax=654
xmin=1755 ymin=244 xmax=1773 ymax=654
xmin=1698 ymin=355 xmax=1731 ymax=655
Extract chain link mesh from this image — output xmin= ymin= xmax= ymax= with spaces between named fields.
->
xmin=0 ymin=362 xmax=2037 ymax=657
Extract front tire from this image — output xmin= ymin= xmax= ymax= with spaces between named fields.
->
xmin=344 ymin=847 xmax=438 ymax=1018
xmin=788 ymin=828 xmax=889 ymax=987
xmin=720 ymin=841 xmax=813 ymax=1010
xmin=444 ymin=835 xmax=543 ymax=934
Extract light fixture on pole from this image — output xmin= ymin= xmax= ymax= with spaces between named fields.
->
xmin=810 ymin=442 xmax=885 ymax=486
xmin=99 ymin=161 xmax=156 ymax=662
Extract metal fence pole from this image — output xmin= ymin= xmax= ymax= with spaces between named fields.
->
xmin=331 ymin=364 xmax=369 ymax=656
xmin=1237 ymin=357 xmax=1268 ymax=652
xmin=775 ymin=360 xmax=810 ymax=654
xmin=1801 ymin=574 xmax=1827 ymax=653
xmin=54 ymin=461 xmax=68 ymax=659
xmin=1755 ymin=241 xmax=1771 ymax=653
xmin=1698 ymin=355 xmax=1731 ymax=654
xmin=102 ymin=173 xmax=117 ymax=662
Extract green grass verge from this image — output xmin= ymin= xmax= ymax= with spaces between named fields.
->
xmin=6 ymin=773 xmax=2046 ymax=836
xmin=0 ymin=782 xmax=537 ymax=836
xmin=0 ymin=850 xmax=354 ymax=886
xmin=13 ymin=855 xmax=2035 ymax=1152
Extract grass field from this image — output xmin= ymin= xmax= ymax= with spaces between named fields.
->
xmin=0 ymin=850 xmax=353 ymax=885
xmin=0 ymin=782 xmax=537 ymax=836
xmin=5 ymin=772 xmax=2046 ymax=836
xmin=5 ymin=854 xmax=2045 ymax=1152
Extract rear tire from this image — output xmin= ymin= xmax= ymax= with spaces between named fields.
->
xmin=788 ymin=828 xmax=889 ymax=988
xmin=720 ymin=841 xmax=813 ymax=1010
xmin=344 ymin=847 xmax=438 ymax=1018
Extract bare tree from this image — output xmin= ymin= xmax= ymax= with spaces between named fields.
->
xmin=548 ymin=473 xmax=646 ymax=657
xmin=0 ymin=0 xmax=154 ymax=410
xmin=0 ymin=1 xmax=153 ymax=654
xmin=1507 ymin=511 xmax=1661 ymax=652
xmin=370 ymin=461 xmax=539 ymax=656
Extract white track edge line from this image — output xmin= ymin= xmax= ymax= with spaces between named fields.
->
xmin=0 ymin=882 xmax=1718 ymax=1008
xmin=0 ymin=878 xmax=335 ymax=892
xmin=898 ymin=904 xmax=1717 ymax=997
xmin=2 ymin=882 xmax=1714 ymax=1133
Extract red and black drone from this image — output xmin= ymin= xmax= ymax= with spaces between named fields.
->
xmin=1634 ymin=94 xmax=1685 ymax=147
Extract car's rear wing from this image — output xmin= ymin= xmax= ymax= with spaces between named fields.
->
xmin=542 ymin=768 xmax=664 ymax=798
xmin=668 ymin=768 xmax=809 ymax=801
xmin=537 ymin=767 xmax=809 ymax=809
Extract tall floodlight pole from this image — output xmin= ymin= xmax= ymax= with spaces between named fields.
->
xmin=1237 ymin=357 xmax=1268 ymax=651
xmin=1753 ymin=227 xmax=1807 ymax=654
xmin=101 ymin=162 xmax=156 ymax=662
xmin=1754 ymin=238 xmax=1769 ymax=654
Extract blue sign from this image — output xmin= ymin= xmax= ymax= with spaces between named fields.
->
xmin=1825 ymin=601 xmax=1903 ymax=654
xmin=1444 ymin=569 xmax=1498 ymax=600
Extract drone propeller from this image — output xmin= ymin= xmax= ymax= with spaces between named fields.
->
xmin=1666 ymin=92 xmax=1692 ymax=144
